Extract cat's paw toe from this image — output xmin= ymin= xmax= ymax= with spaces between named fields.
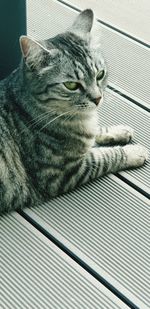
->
xmin=124 ymin=144 xmax=149 ymax=167
xmin=117 ymin=125 xmax=134 ymax=143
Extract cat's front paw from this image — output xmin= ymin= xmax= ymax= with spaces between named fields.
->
xmin=96 ymin=125 xmax=134 ymax=146
xmin=123 ymin=144 xmax=149 ymax=168
xmin=113 ymin=125 xmax=134 ymax=144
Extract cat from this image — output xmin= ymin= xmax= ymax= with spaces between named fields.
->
xmin=0 ymin=9 xmax=148 ymax=215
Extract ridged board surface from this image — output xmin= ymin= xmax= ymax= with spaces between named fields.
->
xmin=64 ymin=0 xmax=150 ymax=44
xmin=1 ymin=213 xmax=129 ymax=309
xmin=101 ymin=28 xmax=150 ymax=108
xmin=27 ymin=0 xmax=150 ymax=107
xmin=101 ymin=89 xmax=150 ymax=195
xmin=24 ymin=175 xmax=150 ymax=309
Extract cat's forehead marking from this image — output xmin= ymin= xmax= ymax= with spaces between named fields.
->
xmin=45 ymin=34 xmax=105 ymax=82
xmin=77 ymin=68 xmax=84 ymax=80
xmin=73 ymin=54 xmax=99 ymax=83
xmin=75 ymin=61 xmax=85 ymax=80
xmin=86 ymin=56 xmax=97 ymax=75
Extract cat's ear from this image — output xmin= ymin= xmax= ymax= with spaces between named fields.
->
xmin=20 ymin=36 xmax=44 ymax=58
xmin=69 ymin=9 xmax=94 ymax=37
xmin=20 ymin=36 xmax=47 ymax=70
xmin=19 ymin=36 xmax=58 ymax=70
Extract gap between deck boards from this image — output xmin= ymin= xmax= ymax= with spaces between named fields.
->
xmin=18 ymin=209 xmax=139 ymax=309
xmin=56 ymin=0 xmax=150 ymax=49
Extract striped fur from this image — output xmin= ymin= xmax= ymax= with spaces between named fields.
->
xmin=0 ymin=9 xmax=148 ymax=215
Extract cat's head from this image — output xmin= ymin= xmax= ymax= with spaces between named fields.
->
xmin=20 ymin=9 xmax=107 ymax=114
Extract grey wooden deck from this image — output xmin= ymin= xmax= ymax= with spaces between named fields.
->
xmin=1 ymin=1 xmax=150 ymax=308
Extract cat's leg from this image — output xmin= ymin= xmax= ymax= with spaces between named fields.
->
xmin=96 ymin=125 xmax=134 ymax=145
xmin=81 ymin=144 xmax=148 ymax=182
xmin=62 ymin=144 xmax=148 ymax=193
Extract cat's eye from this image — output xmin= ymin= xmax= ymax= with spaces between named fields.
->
xmin=63 ymin=81 xmax=80 ymax=91
xmin=96 ymin=70 xmax=105 ymax=81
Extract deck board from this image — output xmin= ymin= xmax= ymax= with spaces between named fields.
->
xmin=1 ymin=213 xmax=130 ymax=309
xmin=63 ymin=0 xmax=150 ymax=45
xmin=101 ymin=89 xmax=150 ymax=195
xmin=24 ymin=176 xmax=149 ymax=309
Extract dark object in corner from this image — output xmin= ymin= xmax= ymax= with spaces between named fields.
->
xmin=0 ymin=0 xmax=26 ymax=80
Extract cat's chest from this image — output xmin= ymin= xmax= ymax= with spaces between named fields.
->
xmin=76 ymin=112 xmax=99 ymax=138
xmin=83 ymin=117 xmax=99 ymax=136
xmin=62 ymin=115 xmax=98 ymax=154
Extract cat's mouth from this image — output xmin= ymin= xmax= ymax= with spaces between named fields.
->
xmin=76 ymin=103 xmax=98 ymax=112
xmin=78 ymin=96 xmax=103 ymax=110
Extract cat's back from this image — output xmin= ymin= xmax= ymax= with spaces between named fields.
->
xmin=0 ymin=69 xmax=18 ymax=106
xmin=0 ymin=72 xmax=34 ymax=214
xmin=0 ymin=76 xmax=11 ymax=134
xmin=0 ymin=77 xmax=13 ymax=141
xmin=0 ymin=72 xmax=18 ymax=133
xmin=0 ymin=71 xmax=22 ymax=170
xmin=0 ymin=76 xmax=9 ymax=107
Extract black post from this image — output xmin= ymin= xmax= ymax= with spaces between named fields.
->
xmin=0 ymin=0 xmax=26 ymax=80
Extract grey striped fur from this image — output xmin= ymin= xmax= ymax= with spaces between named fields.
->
xmin=0 ymin=9 xmax=148 ymax=214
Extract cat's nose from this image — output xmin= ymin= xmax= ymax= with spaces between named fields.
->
xmin=93 ymin=96 xmax=102 ymax=106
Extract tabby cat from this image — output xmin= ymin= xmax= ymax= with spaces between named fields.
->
xmin=0 ymin=9 xmax=148 ymax=214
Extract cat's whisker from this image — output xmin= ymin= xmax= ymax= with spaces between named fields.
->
xmin=27 ymin=110 xmax=54 ymax=125
xmin=62 ymin=110 xmax=78 ymax=124
xmin=29 ymin=109 xmax=56 ymax=125
xmin=39 ymin=110 xmax=74 ymax=132
xmin=19 ymin=109 xmax=57 ymax=135
xmin=27 ymin=110 xmax=56 ymax=129
xmin=61 ymin=113 xmax=73 ymax=124
xmin=24 ymin=110 xmax=75 ymax=144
